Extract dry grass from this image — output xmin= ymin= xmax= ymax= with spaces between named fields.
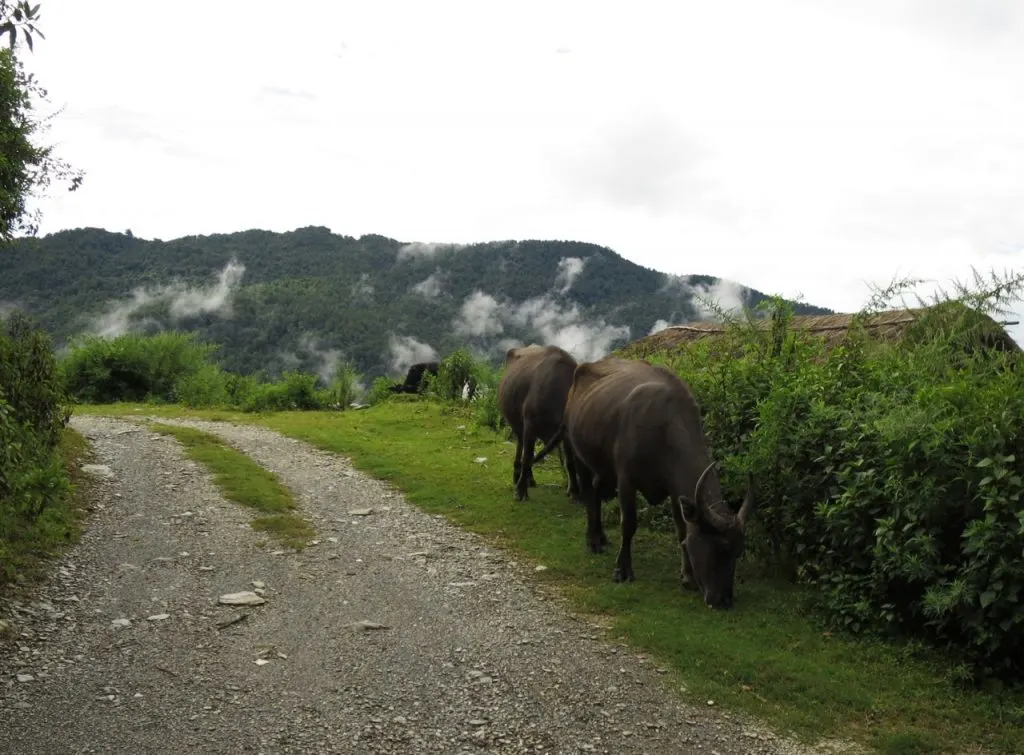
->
xmin=616 ymin=304 xmax=1020 ymax=360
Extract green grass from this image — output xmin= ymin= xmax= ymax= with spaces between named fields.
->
xmin=0 ymin=427 xmax=94 ymax=593
xmin=148 ymin=423 xmax=315 ymax=550
xmin=79 ymin=402 xmax=1024 ymax=754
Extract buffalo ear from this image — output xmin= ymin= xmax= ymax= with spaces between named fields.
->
xmin=678 ymin=495 xmax=700 ymax=524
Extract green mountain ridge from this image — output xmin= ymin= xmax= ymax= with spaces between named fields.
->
xmin=0 ymin=226 xmax=832 ymax=379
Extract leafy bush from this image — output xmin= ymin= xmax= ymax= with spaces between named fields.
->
xmin=647 ymin=274 xmax=1024 ymax=682
xmin=61 ymin=331 xmax=218 ymax=404
xmin=427 ymin=348 xmax=482 ymax=402
xmin=320 ymin=359 xmax=363 ymax=408
xmin=0 ymin=312 xmax=73 ymax=578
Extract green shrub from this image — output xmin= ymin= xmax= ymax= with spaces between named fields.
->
xmin=427 ymin=348 xmax=482 ymax=402
xmin=61 ymin=331 xmax=218 ymax=404
xmin=648 ymin=278 xmax=1024 ymax=682
xmin=0 ymin=312 xmax=73 ymax=578
xmin=319 ymin=359 xmax=363 ymax=409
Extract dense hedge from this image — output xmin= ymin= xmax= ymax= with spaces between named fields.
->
xmin=648 ymin=299 xmax=1024 ymax=682
xmin=0 ymin=311 xmax=72 ymax=576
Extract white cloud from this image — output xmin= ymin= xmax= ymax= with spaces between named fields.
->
xmin=296 ymin=333 xmax=343 ymax=383
xmin=397 ymin=242 xmax=465 ymax=261
xmin=21 ymin=0 xmax=1024 ymax=345
xmin=410 ymin=271 xmax=445 ymax=298
xmin=350 ymin=273 xmax=374 ymax=298
xmin=452 ymin=290 xmax=630 ymax=362
xmin=453 ymin=291 xmax=506 ymax=337
xmin=388 ymin=334 xmax=438 ymax=375
xmin=554 ymin=256 xmax=586 ymax=294
xmin=690 ymin=278 xmax=749 ymax=320
xmin=649 ymin=319 xmax=673 ymax=335
xmin=87 ymin=259 xmax=246 ymax=338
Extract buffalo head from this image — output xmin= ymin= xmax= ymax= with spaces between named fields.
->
xmin=678 ymin=464 xmax=755 ymax=610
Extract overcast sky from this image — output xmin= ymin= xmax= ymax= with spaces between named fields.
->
xmin=22 ymin=0 xmax=1024 ymax=340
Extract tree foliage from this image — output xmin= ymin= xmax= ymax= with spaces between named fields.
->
xmin=0 ymin=0 xmax=83 ymax=243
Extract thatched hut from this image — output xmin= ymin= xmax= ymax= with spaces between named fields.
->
xmin=614 ymin=303 xmax=1021 ymax=361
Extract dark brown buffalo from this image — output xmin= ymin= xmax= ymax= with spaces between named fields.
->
xmin=533 ymin=357 xmax=755 ymax=609
xmin=497 ymin=344 xmax=580 ymax=502
xmin=388 ymin=362 xmax=440 ymax=394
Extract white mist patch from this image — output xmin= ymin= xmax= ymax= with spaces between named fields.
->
xmin=660 ymin=273 xmax=749 ymax=322
xmin=88 ymin=258 xmax=246 ymax=338
xmin=649 ymin=319 xmax=676 ymax=335
xmin=397 ymin=241 xmax=465 ymax=261
xmin=297 ymin=333 xmax=344 ymax=383
xmin=168 ymin=259 xmax=246 ymax=319
xmin=0 ymin=301 xmax=22 ymax=321
xmin=453 ymin=291 xmax=506 ymax=337
xmin=452 ymin=291 xmax=630 ymax=362
xmin=554 ymin=256 xmax=586 ymax=294
xmin=388 ymin=334 xmax=438 ymax=375
xmin=691 ymin=278 xmax=748 ymax=319
xmin=511 ymin=297 xmax=630 ymax=361
xmin=351 ymin=273 xmax=374 ymax=298
xmin=411 ymin=271 xmax=445 ymax=298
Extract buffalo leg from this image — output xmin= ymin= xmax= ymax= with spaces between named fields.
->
xmin=670 ymin=499 xmax=697 ymax=591
xmin=561 ymin=440 xmax=582 ymax=504
xmin=613 ymin=482 xmax=638 ymax=583
xmin=515 ymin=422 xmax=538 ymax=501
xmin=512 ymin=430 xmax=524 ymax=486
xmin=578 ymin=470 xmax=606 ymax=553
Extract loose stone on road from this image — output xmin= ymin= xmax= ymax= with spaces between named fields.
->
xmin=0 ymin=415 xmax=832 ymax=754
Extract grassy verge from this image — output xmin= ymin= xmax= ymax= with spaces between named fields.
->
xmin=0 ymin=427 xmax=95 ymax=593
xmin=149 ymin=423 xmax=315 ymax=550
xmin=81 ymin=402 xmax=1024 ymax=754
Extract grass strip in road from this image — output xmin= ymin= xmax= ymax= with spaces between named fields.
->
xmin=149 ymin=423 xmax=315 ymax=550
xmin=80 ymin=404 xmax=1024 ymax=754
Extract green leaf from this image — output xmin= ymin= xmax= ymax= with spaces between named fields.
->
xmin=976 ymin=457 xmax=994 ymax=468
xmin=980 ymin=590 xmax=997 ymax=608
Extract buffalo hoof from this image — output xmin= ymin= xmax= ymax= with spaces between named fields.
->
xmin=612 ymin=567 xmax=635 ymax=583
xmin=513 ymin=488 xmax=529 ymax=502
xmin=527 ymin=476 xmax=537 ymax=488
xmin=586 ymin=536 xmax=606 ymax=554
xmin=679 ymin=573 xmax=698 ymax=591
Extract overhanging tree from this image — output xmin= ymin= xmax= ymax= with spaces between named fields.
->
xmin=0 ymin=0 xmax=82 ymax=243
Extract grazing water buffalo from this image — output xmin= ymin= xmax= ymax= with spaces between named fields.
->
xmin=497 ymin=344 xmax=581 ymax=502
xmin=388 ymin=362 xmax=440 ymax=394
xmin=534 ymin=357 xmax=755 ymax=609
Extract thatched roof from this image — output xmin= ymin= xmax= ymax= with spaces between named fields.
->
xmin=615 ymin=304 xmax=1020 ymax=360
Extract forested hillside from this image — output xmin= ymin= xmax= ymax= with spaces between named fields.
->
xmin=0 ymin=226 xmax=831 ymax=379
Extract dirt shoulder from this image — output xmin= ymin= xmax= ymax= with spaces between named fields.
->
xmin=0 ymin=415 xmax=831 ymax=754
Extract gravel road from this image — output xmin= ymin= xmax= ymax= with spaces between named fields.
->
xmin=0 ymin=415 xmax=845 ymax=754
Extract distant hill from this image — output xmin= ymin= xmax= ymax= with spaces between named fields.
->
xmin=0 ymin=226 xmax=832 ymax=380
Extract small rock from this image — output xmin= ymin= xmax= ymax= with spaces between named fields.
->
xmin=254 ymin=658 xmax=270 ymax=666
xmin=218 ymin=591 xmax=266 ymax=606
xmin=81 ymin=464 xmax=114 ymax=478
xmin=146 ymin=614 xmax=170 ymax=622
xmin=0 ymin=619 xmax=10 ymax=634
xmin=347 ymin=620 xmax=389 ymax=631
xmin=348 ymin=508 xmax=373 ymax=517
xmin=251 ymin=581 xmax=266 ymax=589
xmin=534 ymin=565 xmax=548 ymax=572
xmin=473 ymin=457 xmax=488 ymax=464
xmin=16 ymin=673 xmax=34 ymax=683
xmin=111 ymin=618 xmax=132 ymax=628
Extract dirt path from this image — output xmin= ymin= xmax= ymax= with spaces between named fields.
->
xmin=0 ymin=415 xmax=824 ymax=754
